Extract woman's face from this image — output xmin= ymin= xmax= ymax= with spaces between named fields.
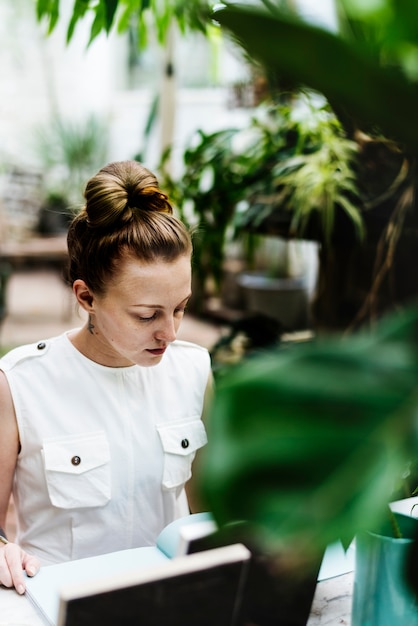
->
xmin=75 ymin=253 xmax=192 ymax=367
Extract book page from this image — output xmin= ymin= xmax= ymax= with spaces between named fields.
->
xmin=25 ymin=546 xmax=168 ymax=626
xmin=156 ymin=511 xmax=215 ymax=557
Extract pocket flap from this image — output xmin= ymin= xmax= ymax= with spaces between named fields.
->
xmin=157 ymin=419 xmax=207 ymax=456
xmin=43 ymin=431 xmax=110 ymax=476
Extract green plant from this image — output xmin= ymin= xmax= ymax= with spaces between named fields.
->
xmin=159 ymin=126 xmax=262 ymax=309
xmin=200 ymin=304 xmax=418 ymax=568
xmin=202 ymin=1 xmax=418 ymax=333
xmin=36 ymin=0 xmax=213 ymax=47
xmin=159 ymin=100 xmax=362 ymax=311
xmin=235 ymin=100 xmax=364 ymax=244
xmin=273 ymin=117 xmax=362 ymax=241
xmin=34 ymin=114 xmax=109 ymax=210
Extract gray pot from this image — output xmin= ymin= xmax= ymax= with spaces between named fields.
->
xmin=237 ymin=272 xmax=310 ymax=331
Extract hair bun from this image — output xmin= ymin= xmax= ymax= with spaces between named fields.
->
xmin=84 ymin=160 xmax=172 ymax=230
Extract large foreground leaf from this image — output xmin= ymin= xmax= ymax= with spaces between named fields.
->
xmin=200 ymin=305 xmax=418 ymax=561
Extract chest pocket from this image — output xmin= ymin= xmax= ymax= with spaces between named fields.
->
xmin=43 ymin=431 xmax=111 ymax=509
xmin=157 ymin=418 xmax=207 ymax=490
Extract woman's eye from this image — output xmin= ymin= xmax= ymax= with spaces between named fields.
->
xmin=138 ymin=313 xmax=157 ymax=322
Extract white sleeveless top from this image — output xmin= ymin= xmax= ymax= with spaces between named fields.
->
xmin=0 ymin=333 xmax=210 ymax=565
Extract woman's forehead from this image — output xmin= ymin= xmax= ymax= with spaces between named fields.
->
xmin=105 ymin=254 xmax=192 ymax=298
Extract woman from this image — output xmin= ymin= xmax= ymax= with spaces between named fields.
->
xmin=0 ymin=160 xmax=212 ymax=594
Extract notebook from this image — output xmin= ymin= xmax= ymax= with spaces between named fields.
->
xmin=24 ymin=512 xmax=236 ymax=626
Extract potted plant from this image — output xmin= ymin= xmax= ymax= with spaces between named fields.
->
xmin=232 ymin=99 xmax=362 ymax=332
xmin=159 ymin=98 xmax=361 ymax=329
xmin=34 ymin=113 xmax=109 ymax=232
xmin=210 ymin=1 xmax=418 ymax=334
xmin=232 ymin=98 xmax=363 ymax=242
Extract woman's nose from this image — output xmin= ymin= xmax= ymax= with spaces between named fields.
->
xmin=154 ymin=317 xmax=177 ymax=343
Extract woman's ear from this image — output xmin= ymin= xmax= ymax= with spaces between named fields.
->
xmin=73 ymin=279 xmax=95 ymax=313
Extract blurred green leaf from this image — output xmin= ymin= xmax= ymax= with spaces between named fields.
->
xmin=37 ymin=0 xmax=60 ymax=33
xmin=66 ymin=0 xmax=90 ymax=43
xmin=104 ymin=0 xmax=119 ymax=32
xmin=200 ymin=305 xmax=418 ymax=558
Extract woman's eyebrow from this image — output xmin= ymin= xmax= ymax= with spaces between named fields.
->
xmin=132 ymin=294 xmax=192 ymax=309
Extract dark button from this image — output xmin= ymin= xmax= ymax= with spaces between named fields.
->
xmin=71 ymin=455 xmax=81 ymax=466
xmin=37 ymin=342 xmax=46 ymax=350
xmin=181 ymin=439 xmax=189 ymax=449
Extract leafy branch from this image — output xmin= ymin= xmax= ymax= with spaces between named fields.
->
xmin=36 ymin=0 xmax=215 ymax=47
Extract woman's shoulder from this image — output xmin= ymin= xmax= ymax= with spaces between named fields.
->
xmin=0 ymin=333 xmax=66 ymax=371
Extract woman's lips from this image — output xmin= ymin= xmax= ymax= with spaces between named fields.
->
xmin=147 ymin=347 xmax=167 ymax=356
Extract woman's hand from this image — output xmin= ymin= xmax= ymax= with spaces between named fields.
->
xmin=0 ymin=542 xmax=40 ymax=594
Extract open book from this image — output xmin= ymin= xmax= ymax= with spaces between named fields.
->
xmin=25 ymin=512 xmax=243 ymax=626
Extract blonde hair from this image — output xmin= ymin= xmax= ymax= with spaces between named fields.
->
xmin=66 ymin=161 xmax=192 ymax=294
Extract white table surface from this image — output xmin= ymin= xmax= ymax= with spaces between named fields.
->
xmin=1 ymin=584 xmax=44 ymax=625
xmin=308 ymin=571 xmax=353 ymax=625
xmin=0 ymin=571 xmax=353 ymax=626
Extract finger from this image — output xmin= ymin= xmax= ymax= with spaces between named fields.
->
xmin=23 ymin=553 xmax=41 ymax=578
xmin=3 ymin=544 xmax=26 ymax=594
xmin=0 ymin=546 xmax=13 ymax=588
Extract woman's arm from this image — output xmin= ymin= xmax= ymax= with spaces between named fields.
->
xmin=0 ymin=371 xmax=40 ymax=593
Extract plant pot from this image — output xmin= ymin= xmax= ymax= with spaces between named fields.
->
xmin=237 ymin=272 xmax=310 ymax=332
xmin=352 ymin=513 xmax=418 ymax=626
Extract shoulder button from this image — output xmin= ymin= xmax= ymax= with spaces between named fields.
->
xmin=37 ymin=342 xmax=46 ymax=350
